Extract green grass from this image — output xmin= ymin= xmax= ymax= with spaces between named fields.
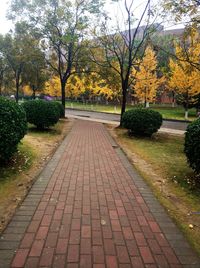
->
xmin=112 ymin=127 xmax=200 ymax=254
xmin=66 ymin=101 xmax=198 ymax=121
xmin=116 ymin=130 xmax=196 ymax=189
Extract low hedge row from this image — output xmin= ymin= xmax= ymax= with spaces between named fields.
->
xmin=22 ymin=100 xmax=61 ymax=130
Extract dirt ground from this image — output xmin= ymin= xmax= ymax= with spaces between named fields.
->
xmin=0 ymin=119 xmax=74 ymax=233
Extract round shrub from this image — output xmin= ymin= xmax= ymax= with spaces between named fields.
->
xmin=22 ymin=100 xmax=60 ymax=129
xmin=52 ymin=101 xmax=65 ymax=118
xmin=184 ymin=118 xmax=200 ymax=174
xmin=0 ymin=97 xmax=27 ymax=162
xmin=122 ymin=109 xmax=163 ymax=137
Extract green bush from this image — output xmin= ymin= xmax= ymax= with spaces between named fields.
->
xmin=52 ymin=101 xmax=65 ymax=118
xmin=122 ymin=108 xmax=163 ymax=137
xmin=0 ymin=97 xmax=27 ymax=162
xmin=184 ymin=119 xmax=200 ymax=174
xmin=22 ymin=100 xmax=60 ymax=129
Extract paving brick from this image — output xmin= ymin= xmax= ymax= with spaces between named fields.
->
xmin=80 ymin=255 xmax=92 ymax=268
xmin=39 ymin=247 xmax=54 ymax=267
xmin=0 ymin=241 xmax=19 ymax=250
xmin=45 ymin=232 xmax=58 ymax=248
xmin=131 ymin=256 xmax=144 ymax=268
xmin=11 ymin=249 xmax=29 ymax=267
xmin=104 ymin=239 xmax=116 ymax=255
xmin=27 ymin=220 xmax=40 ymax=233
xmin=93 ymin=246 xmax=104 ymax=263
xmin=106 ymin=256 xmax=118 ymax=268
xmin=29 ymin=240 xmax=44 ymax=257
xmin=67 ymin=245 xmax=79 ymax=263
xmin=53 ymin=255 xmax=66 ymax=268
xmin=56 ymin=238 xmax=68 ymax=254
xmin=126 ymin=240 xmax=139 ymax=257
xmin=1 ymin=120 xmax=200 ymax=268
xmin=82 ymin=226 xmax=91 ymax=238
xmin=116 ymin=245 xmax=130 ymax=264
xmin=20 ymin=233 xmax=35 ymax=248
xmin=24 ymin=257 xmax=39 ymax=268
xmin=35 ymin=226 xmax=49 ymax=240
xmin=139 ymin=246 xmax=155 ymax=264
xmin=134 ymin=232 xmax=147 ymax=246
xmin=1 ymin=233 xmax=23 ymax=242
xmin=122 ymin=227 xmax=134 ymax=240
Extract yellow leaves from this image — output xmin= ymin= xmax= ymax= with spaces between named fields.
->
xmin=44 ymin=73 xmax=116 ymax=100
xmin=44 ymin=76 xmax=61 ymax=97
xmin=169 ymin=30 xmax=200 ymax=98
xmin=132 ymin=46 xmax=164 ymax=104
xmin=23 ymin=85 xmax=32 ymax=96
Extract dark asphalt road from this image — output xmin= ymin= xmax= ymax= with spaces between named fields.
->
xmin=66 ymin=109 xmax=189 ymax=131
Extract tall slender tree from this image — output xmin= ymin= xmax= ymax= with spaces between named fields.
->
xmin=132 ymin=46 xmax=164 ymax=107
xmin=168 ymin=31 xmax=200 ymax=119
xmin=90 ymin=0 xmax=158 ymax=125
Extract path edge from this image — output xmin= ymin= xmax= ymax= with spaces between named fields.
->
xmin=103 ymin=124 xmax=200 ymax=267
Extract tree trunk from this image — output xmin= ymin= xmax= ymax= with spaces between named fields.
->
xmin=61 ymin=81 xmax=66 ymax=118
xmin=185 ymin=92 xmax=189 ymax=120
xmin=146 ymin=102 xmax=150 ymax=108
xmin=185 ymin=109 xmax=188 ymax=120
xmin=172 ymin=91 xmax=175 ymax=108
xmin=120 ymin=84 xmax=128 ymax=126
xmin=32 ymin=85 xmax=36 ymax=99
xmin=16 ymin=80 xmax=19 ymax=103
xmin=144 ymin=88 xmax=147 ymax=108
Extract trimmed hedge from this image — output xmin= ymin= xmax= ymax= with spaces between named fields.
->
xmin=122 ymin=108 xmax=163 ymax=137
xmin=22 ymin=100 xmax=60 ymax=129
xmin=0 ymin=97 xmax=27 ymax=162
xmin=184 ymin=118 xmax=200 ymax=175
xmin=52 ymin=101 xmax=65 ymax=118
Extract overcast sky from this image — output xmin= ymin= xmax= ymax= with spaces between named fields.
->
xmin=0 ymin=0 xmax=183 ymax=35
xmin=0 ymin=0 xmax=13 ymax=34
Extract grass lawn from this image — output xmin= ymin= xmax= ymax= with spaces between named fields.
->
xmin=108 ymin=126 xmax=200 ymax=255
xmin=66 ymin=101 xmax=198 ymax=121
xmin=0 ymin=119 xmax=72 ymax=233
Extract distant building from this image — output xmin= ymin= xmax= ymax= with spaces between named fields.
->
xmin=121 ymin=24 xmax=184 ymax=40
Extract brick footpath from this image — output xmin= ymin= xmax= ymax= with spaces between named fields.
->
xmin=0 ymin=120 xmax=200 ymax=268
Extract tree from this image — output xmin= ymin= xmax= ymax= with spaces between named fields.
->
xmin=162 ymin=0 xmax=200 ymax=26
xmin=90 ymin=0 xmax=157 ymax=125
xmin=132 ymin=46 xmax=164 ymax=107
xmin=22 ymin=47 xmax=47 ymax=99
xmin=9 ymin=0 xmax=105 ymax=111
xmin=0 ymin=51 xmax=7 ymax=96
xmin=168 ymin=32 xmax=200 ymax=119
xmin=0 ymin=33 xmax=25 ymax=102
xmin=0 ymin=22 xmax=44 ymax=102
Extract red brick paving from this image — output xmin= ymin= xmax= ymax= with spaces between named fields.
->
xmin=0 ymin=120 xmax=200 ymax=267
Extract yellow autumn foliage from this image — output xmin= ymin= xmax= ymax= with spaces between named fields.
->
xmin=23 ymin=85 xmax=32 ymax=96
xmin=44 ymin=76 xmax=61 ymax=97
xmin=44 ymin=73 xmax=117 ymax=100
xmin=168 ymin=30 xmax=200 ymax=113
xmin=132 ymin=46 xmax=164 ymax=106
